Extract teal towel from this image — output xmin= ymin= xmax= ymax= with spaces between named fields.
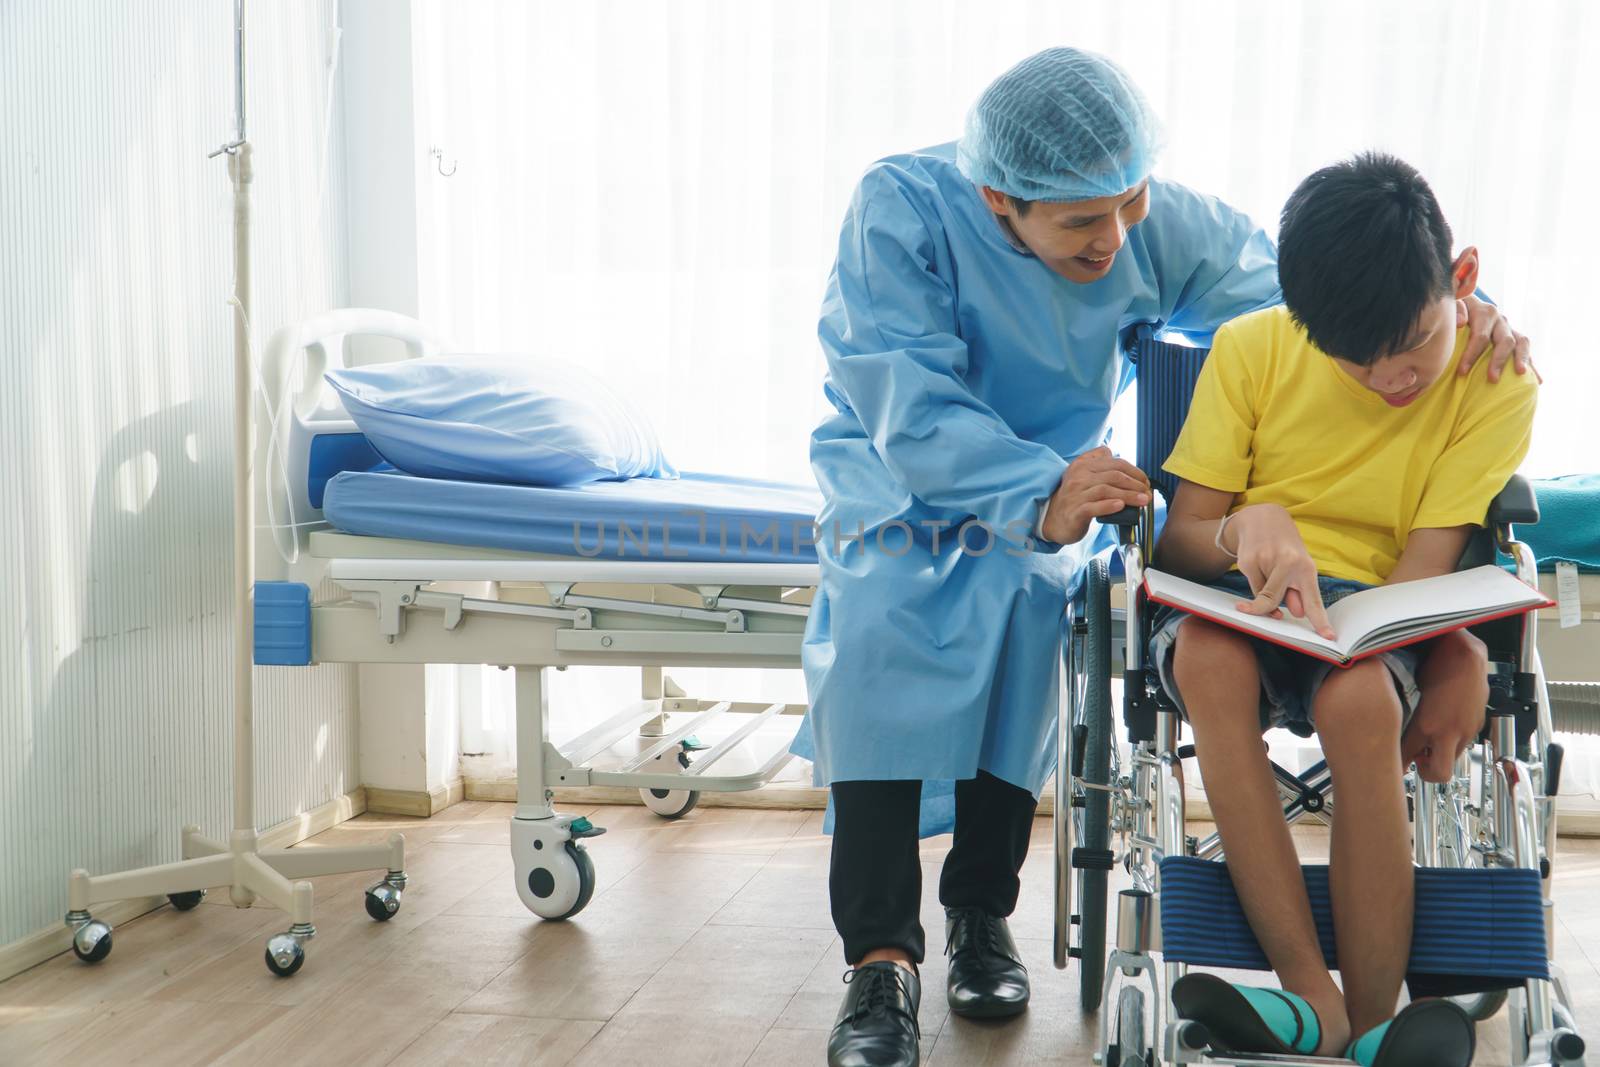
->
xmin=1525 ymin=474 xmax=1600 ymax=572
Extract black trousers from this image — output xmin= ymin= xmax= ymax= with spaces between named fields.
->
xmin=829 ymin=771 xmax=1037 ymax=965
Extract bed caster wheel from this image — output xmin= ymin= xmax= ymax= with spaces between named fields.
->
xmin=640 ymin=787 xmax=700 ymax=819
xmin=365 ymin=884 xmax=402 ymax=922
xmin=511 ymin=816 xmax=602 ymax=920
xmin=264 ymin=933 xmax=305 ymax=977
xmin=168 ymin=890 xmax=205 ymax=911
xmin=640 ymin=748 xmax=699 ymax=820
xmin=69 ymin=918 xmax=112 ymax=964
xmin=521 ymin=842 xmax=597 ymax=921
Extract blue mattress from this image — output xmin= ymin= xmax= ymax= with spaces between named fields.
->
xmin=322 ymin=469 xmax=823 ymax=563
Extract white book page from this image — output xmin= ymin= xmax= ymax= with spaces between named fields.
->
xmin=1143 ymin=569 xmax=1347 ymax=656
xmin=1325 ymin=565 xmax=1549 ymax=649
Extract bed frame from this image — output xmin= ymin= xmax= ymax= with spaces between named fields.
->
xmin=261 ymin=309 xmax=817 ymax=924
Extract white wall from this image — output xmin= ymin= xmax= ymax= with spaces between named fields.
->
xmin=0 ymin=0 xmax=359 ymax=947
xmin=410 ymin=0 xmax=1598 ymax=483
xmin=339 ymin=0 xmax=450 ymax=798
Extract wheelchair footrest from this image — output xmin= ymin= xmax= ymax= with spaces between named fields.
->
xmin=1071 ymin=847 xmax=1115 ymax=871
xmin=1159 ymin=856 xmax=1549 ymax=982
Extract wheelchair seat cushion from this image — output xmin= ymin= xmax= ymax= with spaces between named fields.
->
xmin=1159 ymin=856 xmax=1550 ymax=982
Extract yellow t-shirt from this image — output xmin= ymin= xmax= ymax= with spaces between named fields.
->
xmin=1163 ymin=304 xmax=1537 ymax=585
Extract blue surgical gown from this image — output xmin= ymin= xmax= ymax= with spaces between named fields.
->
xmin=792 ymin=142 xmax=1281 ymax=836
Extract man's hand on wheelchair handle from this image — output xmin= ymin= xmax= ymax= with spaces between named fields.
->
xmin=1041 ymin=447 xmax=1151 ymax=545
xmin=1224 ymin=504 xmax=1337 ymax=640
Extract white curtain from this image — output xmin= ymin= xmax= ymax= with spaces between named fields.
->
xmin=410 ymin=0 xmax=1600 ymax=784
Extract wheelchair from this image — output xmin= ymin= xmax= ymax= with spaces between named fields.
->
xmin=1053 ymin=327 xmax=1588 ymax=1067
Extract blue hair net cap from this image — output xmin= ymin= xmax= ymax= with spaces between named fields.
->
xmin=957 ymin=47 xmax=1163 ymax=203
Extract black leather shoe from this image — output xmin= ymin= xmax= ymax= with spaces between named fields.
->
xmin=827 ymin=961 xmax=921 ymax=1067
xmin=944 ymin=906 xmax=1029 ymax=1018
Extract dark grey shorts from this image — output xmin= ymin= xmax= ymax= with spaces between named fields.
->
xmin=1147 ymin=572 xmax=1421 ymax=738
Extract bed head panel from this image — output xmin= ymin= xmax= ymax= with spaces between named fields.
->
xmin=257 ymin=308 xmax=452 ymax=581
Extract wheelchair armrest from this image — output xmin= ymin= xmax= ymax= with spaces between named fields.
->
xmin=1487 ymin=474 xmax=1539 ymax=526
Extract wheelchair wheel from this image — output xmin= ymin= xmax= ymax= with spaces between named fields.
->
xmin=1074 ymin=556 xmax=1114 ymax=1013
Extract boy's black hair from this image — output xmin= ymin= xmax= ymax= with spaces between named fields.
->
xmin=1278 ymin=152 xmax=1455 ymax=366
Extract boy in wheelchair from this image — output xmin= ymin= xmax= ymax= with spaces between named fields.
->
xmin=1150 ymin=153 xmax=1537 ymax=1064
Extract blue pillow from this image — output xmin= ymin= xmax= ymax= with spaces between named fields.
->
xmin=325 ymin=355 xmax=677 ymax=486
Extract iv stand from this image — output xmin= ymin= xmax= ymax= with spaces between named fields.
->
xmin=62 ymin=0 xmax=406 ymax=978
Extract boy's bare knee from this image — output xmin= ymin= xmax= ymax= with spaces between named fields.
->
xmin=1172 ymin=618 xmax=1258 ymax=723
xmin=1173 ymin=618 xmax=1254 ymax=679
xmin=1433 ymin=628 xmax=1487 ymax=665
xmin=1425 ymin=629 xmax=1490 ymax=701
xmin=1315 ymin=661 xmax=1403 ymax=756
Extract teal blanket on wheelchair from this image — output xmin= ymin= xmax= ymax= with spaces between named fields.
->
xmin=1525 ymin=474 xmax=1600 ymax=572
xmin=1158 ymin=856 xmax=1548 ymax=981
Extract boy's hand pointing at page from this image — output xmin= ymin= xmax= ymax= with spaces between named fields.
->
xmin=1224 ymin=504 xmax=1337 ymax=640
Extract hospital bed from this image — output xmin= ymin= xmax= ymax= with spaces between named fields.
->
xmin=254 ymin=309 xmax=819 ymax=929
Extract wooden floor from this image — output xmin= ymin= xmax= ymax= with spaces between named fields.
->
xmin=1 ymin=801 xmax=1597 ymax=1066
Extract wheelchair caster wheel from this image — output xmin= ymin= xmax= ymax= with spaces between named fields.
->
xmin=168 ymin=890 xmax=205 ymax=911
xmin=365 ymin=884 xmax=401 ymax=922
xmin=1450 ymin=988 xmax=1507 ymax=1021
xmin=264 ymin=933 xmax=305 ymax=977
xmin=70 ymin=919 xmax=113 ymax=964
xmin=1106 ymin=985 xmax=1151 ymax=1067
xmin=640 ymin=786 xmax=700 ymax=819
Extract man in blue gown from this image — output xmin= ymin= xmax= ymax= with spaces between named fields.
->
xmin=801 ymin=48 xmax=1529 ymax=1067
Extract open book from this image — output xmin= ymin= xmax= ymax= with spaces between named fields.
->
xmin=1142 ymin=564 xmax=1553 ymax=666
